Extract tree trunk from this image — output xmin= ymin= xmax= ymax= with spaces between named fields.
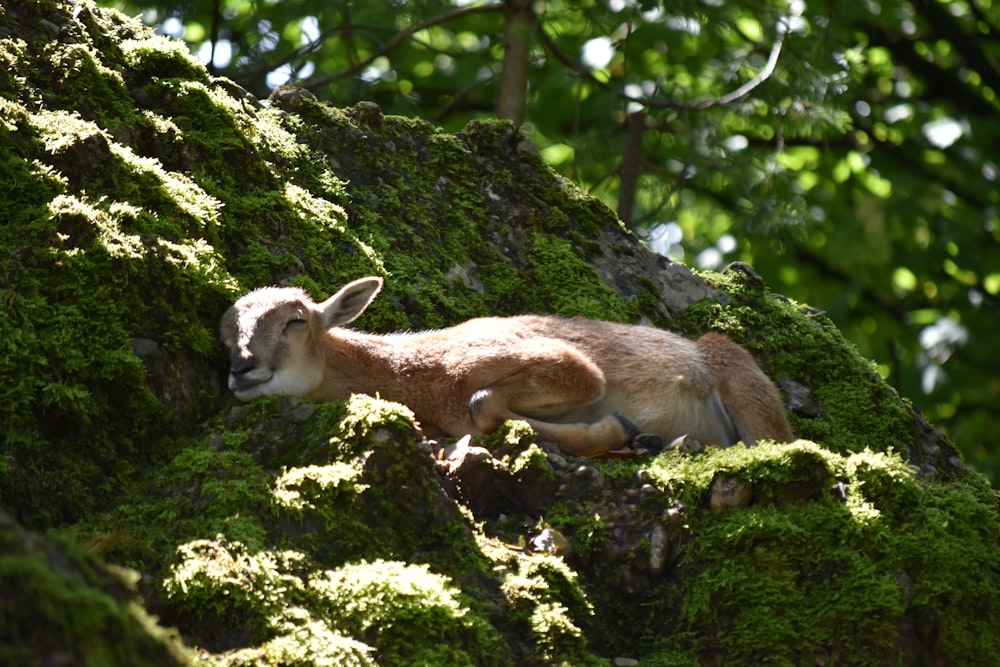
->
xmin=617 ymin=110 xmax=646 ymax=225
xmin=496 ymin=0 xmax=535 ymax=125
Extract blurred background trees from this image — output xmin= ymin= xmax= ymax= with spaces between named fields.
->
xmin=100 ymin=0 xmax=999 ymax=482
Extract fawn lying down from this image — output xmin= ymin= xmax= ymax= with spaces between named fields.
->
xmin=220 ymin=277 xmax=793 ymax=457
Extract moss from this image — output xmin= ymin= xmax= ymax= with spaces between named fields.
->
xmin=496 ymin=550 xmax=603 ymax=665
xmin=504 ymin=443 xmax=555 ymax=479
xmin=0 ymin=512 xmax=193 ymax=667
xmin=218 ymin=607 xmax=376 ymax=667
xmin=333 ymin=393 xmax=421 ymax=451
xmin=635 ymin=443 xmax=1000 ymax=664
xmin=272 ymin=463 xmax=368 ymax=514
xmin=311 ymin=559 xmax=507 ymax=666
xmin=120 ymin=35 xmax=209 ymax=83
xmin=1 ymin=0 xmax=382 ymax=525
xmin=524 ymin=231 xmax=637 ymax=319
xmin=162 ymin=538 xmax=309 ymax=649
xmin=73 ymin=394 xmax=498 ymax=657
xmin=3 ymin=1 xmax=998 ymax=665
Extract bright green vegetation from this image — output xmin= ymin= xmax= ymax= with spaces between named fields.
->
xmin=2 ymin=2 xmax=998 ymax=665
xmin=0 ymin=513 xmax=193 ymax=667
xmin=642 ymin=442 xmax=999 ymax=664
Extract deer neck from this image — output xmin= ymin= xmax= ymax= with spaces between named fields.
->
xmin=316 ymin=328 xmax=420 ymax=403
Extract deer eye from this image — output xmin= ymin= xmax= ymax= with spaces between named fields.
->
xmin=284 ymin=319 xmax=308 ymax=333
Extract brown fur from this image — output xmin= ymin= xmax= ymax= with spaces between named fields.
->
xmin=220 ymin=277 xmax=793 ymax=457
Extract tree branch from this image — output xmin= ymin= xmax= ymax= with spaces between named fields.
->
xmin=912 ymin=0 xmax=1000 ymax=98
xmin=302 ymin=3 xmax=505 ymax=90
xmin=536 ymin=20 xmax=786 ymax=112
xmin=208 ymin=0 xmax=220 ymax=75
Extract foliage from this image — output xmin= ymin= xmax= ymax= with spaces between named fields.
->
xmin=106 ymin=0 xmax=1000 ymax=481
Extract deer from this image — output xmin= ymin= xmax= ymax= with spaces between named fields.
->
xmin=220 ymin=276 xmax=793 ymax=457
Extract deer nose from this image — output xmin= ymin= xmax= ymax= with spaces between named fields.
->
xmin=228 ymin=354 xmax=274 ymax=395
xmin=229 ymin=356 xmax=257 ymax=388
xmin=229 ymin=358 xmax=256 ymax=379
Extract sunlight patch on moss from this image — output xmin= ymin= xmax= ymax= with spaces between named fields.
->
xmin=497 ymin=551 xmax=601 ymax=665
xmin=120 ymin=36 xmax=202 ymax=75
xmin=282 ymin=182 xmax=346 ymax=230
xmin=30 ymin=108 xmax=101 ymax=153
xmin=273 ymin=463 xmax=368 ymax=513
xmin=218 ymin=607 xmax=376 ymax=667
xmin=165 ymin=538 xmax=307 ymax=618
xmin=310 ymin=559 xmax=506 ymax=666
xmin=640 ymin=439 xmax=1000 ymax=664
xmin=333 ymin=394 xmax=420 ymax=451
xmin=109 ymin=142 xmax=223 ymax=226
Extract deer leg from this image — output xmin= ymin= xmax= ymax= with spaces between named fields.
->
xmin=467 ymin=343 xmax=649 ymax=456
xmin=520 ymin=414 xmax=637 ymax=457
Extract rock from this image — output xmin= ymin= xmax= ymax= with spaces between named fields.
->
xmin=709 ymin=475 xmax=753 ymax=512
xmin=442 ymin=442 xmax=501 ymax=507
xmin=648 ymin=524 xmax=669 ymax=576
xmin=780 ymin=376 xmax=823 ymax=419
xmin=666 ymin=500 xmax=686 ymax=525
xmin=130 ymin=337 xmax=160 ymax=359
xmin=269 ymin=86 xmax=316 ymax=111
xmin=0 ymin=511 xmax=191 ymax=666
xmin=529 ymin=527 xmax=572 ymax=557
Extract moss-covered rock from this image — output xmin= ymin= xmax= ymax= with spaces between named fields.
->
xmin=2 ymin=1 xmax=998 ymax=665
xmin=0 ymin=511 xmax=192 ymax=667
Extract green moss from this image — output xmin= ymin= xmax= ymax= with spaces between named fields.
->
xmin=504 ymin=443 xmax=555 ymax=478
xmin=333 ymin=393 xmax=421 ymax=452
xmin=272 ymin=463 xmax=368 ymax=514
xmin=497 ymin=551 xmax=602 ymax=665
xmin=163 ymin=538 xmax=309 ymax=646
xmin=312 ymin=559 xmax=507 ymax=666
xmin=637 ymin=442 xmax=1000 ymax=664
xmin=1 ymin=513 xmax=193 ymax=667
xmin=524 ymin=231 xmax=636 ymax=320
xmin=218 ymin=607 xmax=376 ymax=667
xmin=0 ymin=0 xmax=381 ymax=525
xmin=120 ymin=35 xmax=208 ymax=82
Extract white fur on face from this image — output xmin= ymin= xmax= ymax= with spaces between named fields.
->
xmin=224 ymin=288 xmax=324 ymax=400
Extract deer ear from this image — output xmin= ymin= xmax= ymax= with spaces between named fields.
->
xmin=316 ymin=277 xmax=384 ymax=328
